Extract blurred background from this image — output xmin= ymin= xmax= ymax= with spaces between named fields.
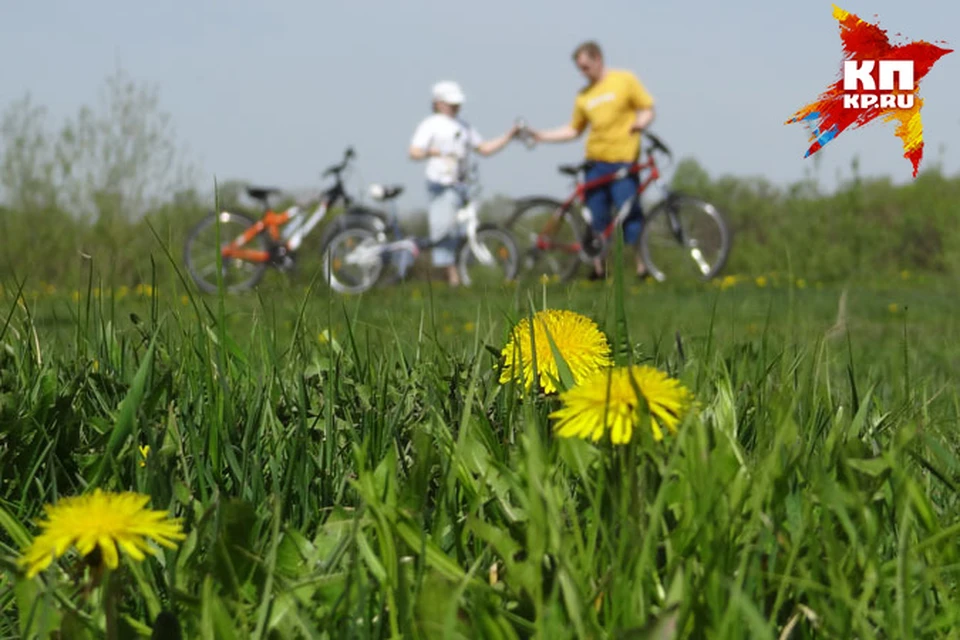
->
xmin=1 ymin=0 xmax=957 ymax=289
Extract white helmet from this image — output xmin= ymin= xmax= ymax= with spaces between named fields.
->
xmin=432 ymin=80 xmax=465 ymax=105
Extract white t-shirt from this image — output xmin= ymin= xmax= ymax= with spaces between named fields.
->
xmin=409 ymin=113 xmax=483 ymax=185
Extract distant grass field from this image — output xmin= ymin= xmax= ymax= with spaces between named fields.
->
xmin=2 ymin=268 xmax=960 ymax=638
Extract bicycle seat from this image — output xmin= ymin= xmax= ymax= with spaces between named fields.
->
xmin=557 ymin=161 xmax=594 ymax=177
xmin=245 ymin=187 xmax=282 ymax=203
xmin=368 ymin=183 xmax=405 ymax=201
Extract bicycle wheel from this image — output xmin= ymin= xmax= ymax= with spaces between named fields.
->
xmin=504 ymin=197 xmax=585 ymax=282
xmin=318 ymin=209 xmax=410 ymax=288
xmin=184 ymin=211 xmax=269 ymax=294
xmin=321 ymin=220 xmax=387 ymax=294
xmin=457 ymin=224 xmax=519 ymax=288
xmin=637 ymin=194 xmax=732 ymax=283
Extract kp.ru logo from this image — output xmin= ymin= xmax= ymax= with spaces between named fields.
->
xmin=786 ymin=5 xmax=952 ymax=177
xmin=841 ymin=60 xmax=915 ymax=110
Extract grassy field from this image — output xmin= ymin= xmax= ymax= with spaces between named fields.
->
xmin=2 ymin=265 xmax=960 ymax=638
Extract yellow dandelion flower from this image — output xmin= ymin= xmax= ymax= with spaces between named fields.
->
xmin=180 ymin=295 xmax=189 ymax=306
xmin=463 ymin=321 xmax=476 ymax=333
xmin=755 ymin=276 xmax=767 ymax=288
xmin=499 ymin=309 xmax=613 ymax=395
xmin=719 ymin=274 xmax=739 ymax=290
xmin=17 ymin=489 xmax=186 ymax=579
xmin=549 ymin=365 xmax=693 ymax=445
xmin=888 ymin=303 xmax=899 ymax=314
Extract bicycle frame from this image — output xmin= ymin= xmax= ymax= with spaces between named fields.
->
xmin=344 ymin=192 xmax=495 ymax=269
xmin=535 ymin=138 xmax=672 ymax=255
xmin=220 ymin=149 xmax=355 ymax=264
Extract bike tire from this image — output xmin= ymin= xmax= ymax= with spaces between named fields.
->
xmin=317 ymin=209 xmax=409 ymax=288
xmin=320 ymin=217 xmax=388 ymax=294
xmin=183 ymin=210 xmax=269 ymax=294
xmin=504 ymin=197 xmax=585 ymax=283
xmin=456 ymin=224 xmax=520 ymax=288
xmin=637 ymin=193 xmax=732 ymax=283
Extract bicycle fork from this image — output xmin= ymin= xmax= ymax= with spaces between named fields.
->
xmin=652 ymin=182 xmax=712 ymax=278
xmin=457 ymin=202 xmax=495 ymax=266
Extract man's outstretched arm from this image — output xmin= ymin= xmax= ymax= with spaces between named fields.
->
xmin=533 ymin=124 xmax=582 ymax=143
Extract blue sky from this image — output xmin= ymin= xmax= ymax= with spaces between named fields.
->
xmin=2 ymin=0 xmax=957 ymax=213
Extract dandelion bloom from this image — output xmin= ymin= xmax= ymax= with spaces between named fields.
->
xmin=18 ymin=489 xmax=186 ymax=578
xmin=550 ymin=365 xmax=693 ymax=445
xmin=499 ymin=309 xmax=612 ymax=395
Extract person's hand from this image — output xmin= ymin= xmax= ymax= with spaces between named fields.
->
xmin=512 ymin=120 xmax=537 ymax=148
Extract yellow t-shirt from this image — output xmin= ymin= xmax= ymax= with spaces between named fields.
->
xmin=569 ymin=69 xmax=655 ymax=163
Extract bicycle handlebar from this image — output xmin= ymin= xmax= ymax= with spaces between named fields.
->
xmin=322 ymin=146 xmax=356 ymax=178
xmin=642 ymin=131 xmax=671 ymax=159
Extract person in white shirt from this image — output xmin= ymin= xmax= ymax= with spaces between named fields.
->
xmin=408 ymin=81 xmax=519 ymax=286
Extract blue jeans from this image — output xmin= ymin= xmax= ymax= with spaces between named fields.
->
xmin=426 ymin=181 xmax=468 ymax=267
xmin=583 ymin=161 xmax=644 ymax=245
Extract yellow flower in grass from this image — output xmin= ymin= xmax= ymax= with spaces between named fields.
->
xmin=18 ymin=489 xmax=185 ymax=579
xmin=550 ymin=365 xmax=693 ymax=444
xmin=499 ymin=309 xmax=612 ymax=395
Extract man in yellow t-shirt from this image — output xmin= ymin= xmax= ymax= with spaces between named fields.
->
xmin=530 ymin=40 xmax=656 ymax=279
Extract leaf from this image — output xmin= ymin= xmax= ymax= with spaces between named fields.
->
xmin=90 ymin=328 xmax=159 ymax=486
xmin=0 ymin=503 xmax=32 ymax=549
xmin=615 ymin=606 xmax=680 ymax=640
xmin=846 ymin=456 xmax=890 ymax=477
xmin=200 ymin=575 xmax=240 ymax=640
xmin=60 ymin=609 xmax=93 ymax=639
xmin=15 ymin=576 xmax=62 ymax=639
xmin=540 ymin=321 xmax=575 ymax=392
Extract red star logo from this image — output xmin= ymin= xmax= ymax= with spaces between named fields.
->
xmin=786 ymin=5 xmax=952 ymax=177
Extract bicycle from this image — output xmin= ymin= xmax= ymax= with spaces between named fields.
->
xmin=506 ymin=126 xmax=732 ymax=284
xmin=321 ymin=158 xmax=519 ymax=295
xmin=184 ymin=146 xmax=398 ymax=294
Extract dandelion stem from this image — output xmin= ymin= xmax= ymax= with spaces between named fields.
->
xmin=104 ymin=567 xmax=119 ymax=640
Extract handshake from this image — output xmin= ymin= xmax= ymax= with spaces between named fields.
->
xmin=508 ymin=118 xmax=539 ymax=149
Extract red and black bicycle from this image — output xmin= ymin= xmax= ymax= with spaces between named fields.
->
xmin=507 ymin=128 xmax=731 ymax=284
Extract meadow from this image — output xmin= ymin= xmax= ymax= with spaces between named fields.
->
xmin=2 ymin=261 xmax=960 ymax=638
xmin=3 ymin=71 xmax=960 ymax=638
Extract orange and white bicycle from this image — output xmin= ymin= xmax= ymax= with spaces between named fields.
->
xmin=183 ymin=147 xmax=406 ymax=294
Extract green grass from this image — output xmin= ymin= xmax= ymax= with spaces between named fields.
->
xmin=1 ymin=266 xmax=960 ymax=639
